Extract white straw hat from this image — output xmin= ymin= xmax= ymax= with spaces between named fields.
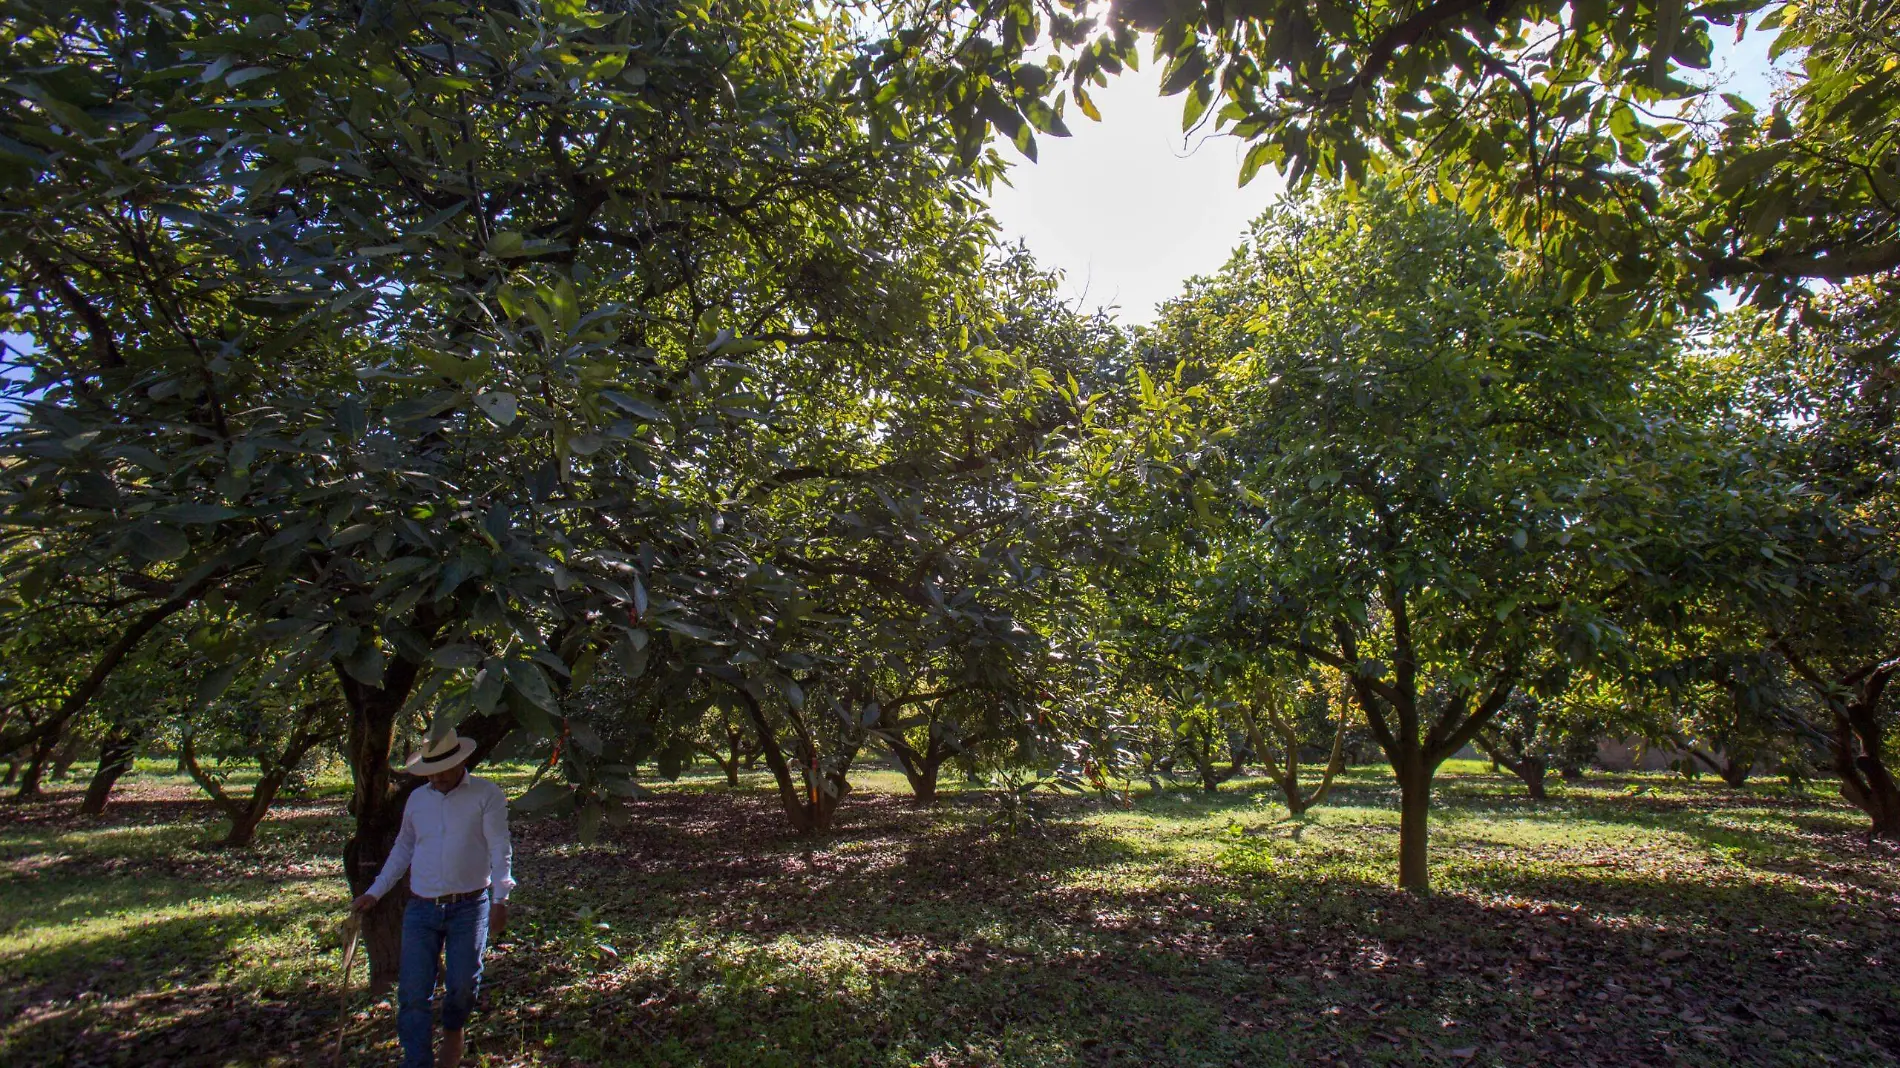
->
xmin=402 ymin=733 xmax=477 ymax=775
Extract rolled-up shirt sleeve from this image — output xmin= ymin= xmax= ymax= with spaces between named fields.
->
xmin=485 ymin=782 xmax=514 ymax=902
xmin=366 ymin=796 xmax=417 ymax=901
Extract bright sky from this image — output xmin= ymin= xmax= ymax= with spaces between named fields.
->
xmin=984 ymin=31 xmax=1787 ymax=326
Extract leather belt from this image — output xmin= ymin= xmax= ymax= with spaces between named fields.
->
xmin=411 ymin=887 xmax=488 ymax=904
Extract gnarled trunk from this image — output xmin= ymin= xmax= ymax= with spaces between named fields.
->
xmin=80 ymin=726 xmax=145 ymax=815
xmin=694 ymin=727 xmax=748 ymax=786
xmin=182 ymin=717 xmax=330 ymax=849
xmin=1476 ymin=732 xmax=1547 ymax=800
xmin=1516 ymin=756 xmax=1548 ymax=799
xmin=887 ymin=740 xmax=942 ymax=805
xmin=1834 ymin=715 xmax=1900 ymax=839
xmin=889 ymin=726 xmax=992 ymax=806
xmin=1777 ymin=640 xmax=1900 ymax=840
xmin=737 ymin=687 xmax=856 ymax=833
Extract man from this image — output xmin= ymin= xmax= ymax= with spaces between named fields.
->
xmin=352 ymin=733 xmax=513 ymax=1068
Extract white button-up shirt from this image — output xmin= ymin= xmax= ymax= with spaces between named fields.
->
xmin=367 ymin=774 xmax=514 ymax=902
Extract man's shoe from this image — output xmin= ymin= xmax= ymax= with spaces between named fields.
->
xmin=437 ymin=1029 xmax=464 ymax=1068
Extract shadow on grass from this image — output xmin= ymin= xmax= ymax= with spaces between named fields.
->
xmin=490 ymin=790 xmax=1900 ymax=1067
xmin=6 ymin=781 xmax=1899 ymax=1067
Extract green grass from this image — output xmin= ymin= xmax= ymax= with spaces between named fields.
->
xmin=3 ymin=764 xmax=1897 ymax=1066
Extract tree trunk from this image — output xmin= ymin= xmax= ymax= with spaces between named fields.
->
xmin=807 ymin=769 xmax=850 ymax=832
xmin=1240 ymin=699 xmax=1345 ymax=817
xmin=736 ymin=688 xmax=857 ymax=832
xmin=1687 ymin=745 xmax=1751 ymax=789
xmin=1521 ymin=759 xmax=1547 ymax=800
xmin=738 ymin=688 xmax=815 ymax=832
xmin=1194 ymin=747 xmax=1218 ymax=793
xmin=1859 ymin=771 xmax=1900 ymax=839
xmin=889 ymin=740 xmax=944 ymax=805
xmin=48 ymin=731 xmax=85 ymax=782
xmin=1504 ymin=753 xmax=1547 ymax=799
xmin=1475 ymin=733 xmax=1546 ymax=800
xmin=81 ymin=726 xmax=144 ymax=815
xmin=1834 ymin=712 xmax=1900 ymax=839
xmin=219 ymin=766 xmax=298 ymax=848
xmin=1397 ymin=760 xmax=1433 ymax=894
xmin=1776 ymin=642 xmax=1900 ymax=839
xmin=910 ymin=760 xmax=940 ymax=804
xmin=687 ymin=722 xmax=744 ymax=782
xmin=338 ymin=662 xmax=424 ymax=995
xmin=12 ymin=729 xmax=59 ymax=799
xmin=218 ymin=725 xmax=328 ymax=848
xmin=694 ymin=742 xmax=740 ymax=786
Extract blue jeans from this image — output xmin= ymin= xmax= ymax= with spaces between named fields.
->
xmin=398 ymin=891 xmax=489 ymax=1068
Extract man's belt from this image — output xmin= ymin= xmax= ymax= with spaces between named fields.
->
xmin=410 ymin=887 xmax=488 ymax=904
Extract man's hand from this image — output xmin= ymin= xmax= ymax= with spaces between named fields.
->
xmin=351 ymin=892 xmax=380 ymax=914
xmin=489 ymin=901 xmax=508 ymax=938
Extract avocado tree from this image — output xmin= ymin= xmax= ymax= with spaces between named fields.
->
xmin=1685 ymin=289 xmax=1900 ymax=835
xmin=78 ymin=619 xmax=202 ymax=815
xmin=0 ymin=0 xmax=1005 ymax=985
xmin=179 ymin=658 xmax=343 ymax=848
xmin=1232 ymin=663 xmax=1352 ymax=816
xmin=1471 ymin=690 xmax=1605 ymax=799
xmin=1149 ymin=185 xmax=1686 ymax=892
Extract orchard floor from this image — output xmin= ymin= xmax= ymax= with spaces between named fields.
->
xmin=3 ymin=764 xmax=1898 ymax=1068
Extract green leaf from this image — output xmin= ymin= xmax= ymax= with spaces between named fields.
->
xmin=1181 ymin=82 xmax=1213 ymax=132
xmin=130 ymin=522 xmax=190 ymax=562
xmin=413 ymin=202 xmax=467 ymax=233
xmin=343 ymin=641 xmax=388 ymax=685
xmin=195 ymin=662 xmax=242 ymax=707
xmin=1239 ymin=142 xmax=1281 ymax=187
xmin=471 ymin=665 xmax=505 ymax=715
xmin=600 ymin=391 xmax=664 ymax=422
xmin=505 ymin=659 xmax=560 ymax=713
xmin=159 ymin=503 xmax=242 ymax=524
xmin=512 ymin=782 xmax=573 ymax=813
xmin=475 ymin=391 xmax=518 ymax=426
xmin=547 ymin=276 xmax=580 ymax=337
xmin=486 ymin=231 xmax=526 ymax=258
xmin=432 ymin=643 xmax=483 ymax=669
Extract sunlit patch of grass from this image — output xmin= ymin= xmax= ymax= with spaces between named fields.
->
xmin=0 ymin=874 xmax=342 ymax=996
xmin=1 ymin=817 xmax=217 ymax=861
xmin=4 ymin=766 xmax=1896 ymax=1067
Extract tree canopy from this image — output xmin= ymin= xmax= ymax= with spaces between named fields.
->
xmin=852 ymin=0 xmax=1900 ymax=321
xmin=2 ymin=0 xmax=1898 ymax=932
